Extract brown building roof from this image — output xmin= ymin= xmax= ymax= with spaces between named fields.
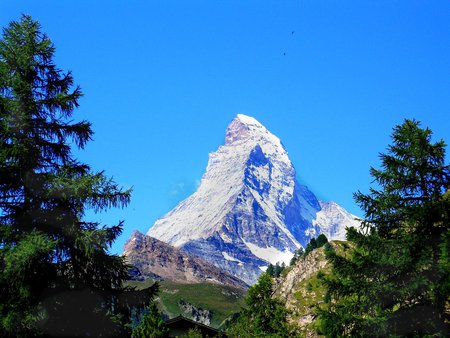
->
xmin=165 ymin=316 xmax=224 ymax=338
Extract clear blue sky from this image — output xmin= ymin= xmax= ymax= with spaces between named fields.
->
xmin=2 ymin=1 xmax=450 ymax=254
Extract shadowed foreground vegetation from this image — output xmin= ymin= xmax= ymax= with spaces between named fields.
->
xmin=127 ymin=279 xmax=246 ymax=329
xmin=0 ymin=15 xmax=155 ymax=337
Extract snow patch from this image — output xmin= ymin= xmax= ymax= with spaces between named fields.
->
xmin=205 ymin=278 xmax=222 ymax=284
xmin=222 ymin=251 xmax=243 ymax=263
xmin=244 ymin=241 xmax=294 ymax=265
xmin=304 ymin=227 xmax=317 ymax=237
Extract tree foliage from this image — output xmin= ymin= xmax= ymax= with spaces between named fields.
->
xmin=289 ymin=248 xmax=304 ymax=266
xmin=131 ymin=301 xmax=168 ymax=338
xmin=289 ymin=235 xmax=328 ymax=267
xmin=266 ymin=262 xmax=286 ymax=278
xmin=183 ymin=327 xmax=203 ymax=338
xmin=227 ymin=273 xmax=294 ymax=337
xmin=0 ymin=15 xmax=153 ymax=336
xmin=318 ymin=119 xmax=450 ymax=337
xmin=302 ymin=235 xmax=328 ymax=258
xmin=316 ymin=234 xmax=328 ymax=248
xmin=303 ymin=237 xmax=318 ymax=257
xmin=266 ymin=263 xmax=275 ymax=276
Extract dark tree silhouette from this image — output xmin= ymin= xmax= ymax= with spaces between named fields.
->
xmin=0 ymin=15 xmax=154 ymax=336
xmin=319 ymin=120 xmax=450 ymax=336
xmin=228 ymin=273 xmax=293 ymax=337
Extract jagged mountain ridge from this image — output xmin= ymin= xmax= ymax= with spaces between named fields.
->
xmin=145 ymin=114 xmax=360 ymax=285
xmin=124 ymin=230 xmax=248 ymax=289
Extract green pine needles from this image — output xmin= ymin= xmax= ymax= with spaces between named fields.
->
xmin=318 ymin=119 xmax=450 ymax=337
xmin=0 ymin=15 xmax=153 ymax=337
xmin=131 ymin=302 xmax=169 ymax=338
xmin=228 ymin=272 xmax=295 ymax=337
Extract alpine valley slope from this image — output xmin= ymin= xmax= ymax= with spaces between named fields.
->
xmin=146 ymin=114 xmax=360 ymax=285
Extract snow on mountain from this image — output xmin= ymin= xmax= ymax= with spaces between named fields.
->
xmin=312 ymin=201 xmax=361 ymax=240
xmin=146 ymin=114 xmax=360 ymax=284
xmin=148 ymin=114 xmax=297 ymax=247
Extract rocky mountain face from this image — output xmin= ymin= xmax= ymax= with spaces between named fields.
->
xmin=146 ymin=114 xmax=360 ymax=285
xmin=178 ymin=300 xmax=212 ymax=326
xmin=123 ymin=230 xmax=247 ymax=289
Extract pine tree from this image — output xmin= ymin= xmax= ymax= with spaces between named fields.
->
xmin=266 ymin=263 xmax=274 ymax=277
xmin=227 ymin=273 xmax=294 ymax=337
xmin=273 ymin=263 xmax=282 ymax=277
xmin=318 ymin=119 xmax=450 ymax=336
xmin=316 ymin=234 xmax=328 ymax=248
xmin=292 ymin=248 xmax=304 ymax=265
xmin=131 ymin=302 xmax=168 ymax=338
xmin=303 ymin=237 xmax=317 ymax=257
xmin=0 ymin=15 xmax=153 ymax=336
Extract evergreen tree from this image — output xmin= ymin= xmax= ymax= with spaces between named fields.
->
xmin=273 ymin=263 xmax=282 ymax=277
xmin=266 ymin=263 xmax=274 ymax=277
xmin=303 ymin=237 xmax=317 ymax=257
xmin=0 ymin=15 xmax=153 ymax=336
xmin=280 ymin=262 xmax=286 ymax=277
xmin=131 ymin=302 xmax=168 ymax=338
xmin=271 ymin=262 xmax=286 ymax=278
xmin=290 ymin=252 xmax=297 ymax=266
xmin=316 ymin=234 xmax=328 ymax=248
xmin=228 ymin=273 xmax=294 ymax=337
xmin=318 ymin=119 xmax=450 ymax=336
xmin=290 ymin=248 xmax=305 ymax=266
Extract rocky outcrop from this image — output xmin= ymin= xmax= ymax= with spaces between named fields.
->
xmin=178 ymin=300 xmax=212 ymax=325
xmin=123 ymin=231 xmax=248 ymax=289
xmin=274 ymin=242 xmax=352 ymax=337
xmin=276 ymin=248 xmax=327 ymax=298
xmin=274 ymin=244 xmax=335 ymax=337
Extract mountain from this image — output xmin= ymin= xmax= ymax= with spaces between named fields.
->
xmin=124 ymin=230 xmax=248 ymax=289
xmin=146 ymin=114 xmax=360 ymax=285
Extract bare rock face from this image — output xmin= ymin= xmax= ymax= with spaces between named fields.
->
xmin=178 ymin=300 xmax=211 ymax=325
xmin=145 ymin=114 xmax=360 ymax=285
xmin=275 ymin=247 xmax=328 ymax=308
xmin=123 ymin=231 xmax=248 ymax=289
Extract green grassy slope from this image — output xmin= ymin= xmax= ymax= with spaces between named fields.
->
xmin=126 ymin=279 xmax=246 ymax=328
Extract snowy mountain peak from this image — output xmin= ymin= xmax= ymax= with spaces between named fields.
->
xmin=225 ymin=114 xmax=283 ymax=149
xmin=236 ymin=113 xmax=260 ymax=124
xmin=234 ymin=114 xmax=263 ymax=130
xmin=225 ymin=118 xmax=249 ymax=145
xmin=145 ymin=114 xmax=360 ymax=284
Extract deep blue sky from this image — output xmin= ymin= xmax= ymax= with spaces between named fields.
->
xmin=2 ymin=1 xmax=450 ymax=254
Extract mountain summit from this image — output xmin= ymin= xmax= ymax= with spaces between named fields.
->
xmin=146 ymin=114 xmax=359 ymax=284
